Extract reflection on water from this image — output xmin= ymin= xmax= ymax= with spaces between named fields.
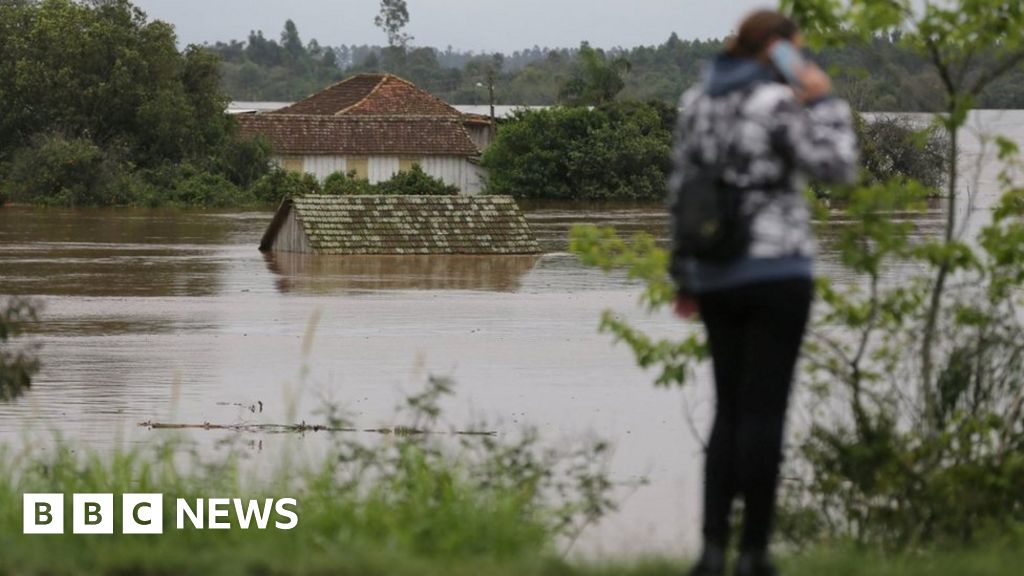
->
xmin=265 ymin=253 xmax=542 ymax=294
xmin=0 ymin=110 xmax=1021 ymax=555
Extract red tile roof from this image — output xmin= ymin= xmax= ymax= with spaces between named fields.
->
xmin=272 ymin=74 xmax=463 ymax=118
xmin=236 ymin=114 xmax=480 ymax=156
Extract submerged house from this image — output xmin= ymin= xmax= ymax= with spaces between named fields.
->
xmin=259 ymin=195 xmax=540 ymax=255
xmin=237 ymin=74 xmax=491 ymax=194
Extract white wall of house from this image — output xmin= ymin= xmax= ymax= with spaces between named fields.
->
xmin=272 ymin=155 xmax=485 ymax=195
xmin=464 ymin=124 xmax=493 ymax=151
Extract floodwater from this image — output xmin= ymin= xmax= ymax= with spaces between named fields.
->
xmin=1 ymin=110 xmax=1022 ymax=555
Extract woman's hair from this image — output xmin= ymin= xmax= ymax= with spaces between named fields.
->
xmin=726 ymin=10 xmax=799 ymax=58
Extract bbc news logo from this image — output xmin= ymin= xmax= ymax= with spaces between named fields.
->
xmin=23 ymin=494 xmax=298 ymax=534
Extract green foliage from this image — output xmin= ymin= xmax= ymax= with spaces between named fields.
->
xmin=254 ymin=165 xmax=460 ymax=204
xmin=0 ymin=0 xmax=227 ymax=166
xmin=558 ymin=43 xmax=630 ymax=106
xmin=482 ymin=102 xmax=672 ymax=201
xmin=376 ymin=165 xmax=460 ymax=196
xmin=251 ymin=168 xmax=322 ymax=204
xmin=210 ymin=16 xmax=1024 ymax=112
xmin=322 ymin=170 xmax=376 ymax=196
xmin=212 ymin=21 xmax=346 ymax=102
xmin=569 ymin=226 xmax=707 ymax=388
xmin=0 ymin=133 xmax=129 ymax=207
xmin=214 ymin=135 xmax=272 ymax=189
xmin=0 ymin=0 xmax=270 ymax=207
xmin=0 ymin=298 xmax=39 ymax=401
xmin=854 ymin=113 xmax=949 ymax=192
xmin=134 ymin=165 xmax=254 ymax=208
xmin=323 ymin=166 xmax=459 ymax=196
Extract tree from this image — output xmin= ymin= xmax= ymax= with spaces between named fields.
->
xmin=558 ymin=43 xmax=631 ymax=106
xmin=281 ymin=19 xmax=304 ymax=62
xmin=0 ymin=0 xmax=268 ymax=207
xmin=482 ymin=102 xmax=671 ymax=201
xmin=0 ymin=0 xmax=231 ymax=167
xmin=375 ymin=0 xmax=412 ymax=49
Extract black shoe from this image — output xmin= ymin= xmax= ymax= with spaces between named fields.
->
xmin=733 ymin=551 xmax=778 ymax=576
xmin=687 ymin=545 xmax=726 ymax=576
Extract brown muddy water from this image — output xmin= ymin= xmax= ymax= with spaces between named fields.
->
xmin=1 ymin=110 xmax=1022 ymax=555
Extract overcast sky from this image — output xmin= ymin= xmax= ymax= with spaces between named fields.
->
xmin=132 ymin=0 xmax=773 ymax=53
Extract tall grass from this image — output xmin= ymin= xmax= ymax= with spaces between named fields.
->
xmin=0 ymin=376 xmax=617 ymax=575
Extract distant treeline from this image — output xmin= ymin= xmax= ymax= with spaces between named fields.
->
xmin=209 ymin=21 xmax=1024 ymax=110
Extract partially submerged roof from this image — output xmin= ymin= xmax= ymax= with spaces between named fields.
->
xmin=272 ymin=74 xmax=463 ymax=118
xmin=235 ymin=115 xmax=480 ymax=156
xmin=259 ymin=195 xmax=541 ymax=255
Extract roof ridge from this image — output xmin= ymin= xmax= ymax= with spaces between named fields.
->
xmin=392 ymin=74 xmax=465 ymax=117
xmin=333 ymin=75 xmax=389 ymax=116
xmin=272 ymin=75 xmax=376 ymax=114
xmin=338 ymin=74 xmax=463 ymax=118
xmin=246 ymin=113 xmax=470 ymax=123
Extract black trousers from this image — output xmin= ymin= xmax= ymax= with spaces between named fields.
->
xmin=696 ymin=277 xmax=813 ymax=551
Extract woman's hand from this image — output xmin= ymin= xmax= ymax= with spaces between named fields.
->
xmin=797 ymin=63 xmax=832 ymax=102
xmin=674 ymin=294 xmax=699 ymax=320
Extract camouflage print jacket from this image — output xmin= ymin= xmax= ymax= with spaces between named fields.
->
xmin=668 ymin=54 xmax=859 ymax=295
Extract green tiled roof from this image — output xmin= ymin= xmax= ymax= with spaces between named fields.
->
xmin=260 ymin=195 xmax=541 ymax=255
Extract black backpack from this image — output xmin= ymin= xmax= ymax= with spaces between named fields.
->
xmin=671 ymin=161 xmax=750 ymax=262
xmin=670 ymin=89 xmax=758 ymax=263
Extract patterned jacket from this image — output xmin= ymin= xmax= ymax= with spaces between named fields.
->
xmin=668 ymin=54 xmax=859 ymax=295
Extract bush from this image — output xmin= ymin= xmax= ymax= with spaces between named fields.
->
xmin=122 ymin=163 xmax=255 ymax=208
xmin=251 ymin=168 xmax=322 ymax=203
xmin=322 ymin=170 xmax=375 ymax=196
xmin=0 ymin=133 xmax=129 ymax=207
xmin=322 ymin=166 xmax=459 ymax=196
xmin=855 ymin=113 xmax=948 ymax=191
xmin=376 ymin=165 xmax=459 ymax=196
xmin=481 ymin=102 xmax=672 ymax=201
xmin=215 ymin=135 xmax=272 ymax=188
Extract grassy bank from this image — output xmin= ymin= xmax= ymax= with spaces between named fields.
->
xmin=1 ymin=436 xmax=1021 ymax=576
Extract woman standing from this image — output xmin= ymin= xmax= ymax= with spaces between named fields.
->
xmin=668 ymin=10 xmax=858 ymax=576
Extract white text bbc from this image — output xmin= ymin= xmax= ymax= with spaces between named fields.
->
xmin=23 ymin=494 xmax=299 ymax=534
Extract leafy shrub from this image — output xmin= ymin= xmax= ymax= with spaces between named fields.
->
xmin=322 ymin=170 xmax=375 ymax=196
xmin=215 ymin=135 xmax=272 ymax=188
xmin=251 ymin=168 xmax=321 ymax=203
xmin=127 ymin=163 xmax=255 ymax=208
xmin=322 ymin=166 xmax=459 ymax=196
xmin=819 ymin=113 xmax=951 ymax=201
xmin=376 ymin=165 xmax=459 ymax=195
xmin=857 ymin=114 xmax=948 ymax=190
xmin=0 ymin=133 xmax=128 ymax=207
xmin=482 ymin=102 xmax=671 ymax=201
